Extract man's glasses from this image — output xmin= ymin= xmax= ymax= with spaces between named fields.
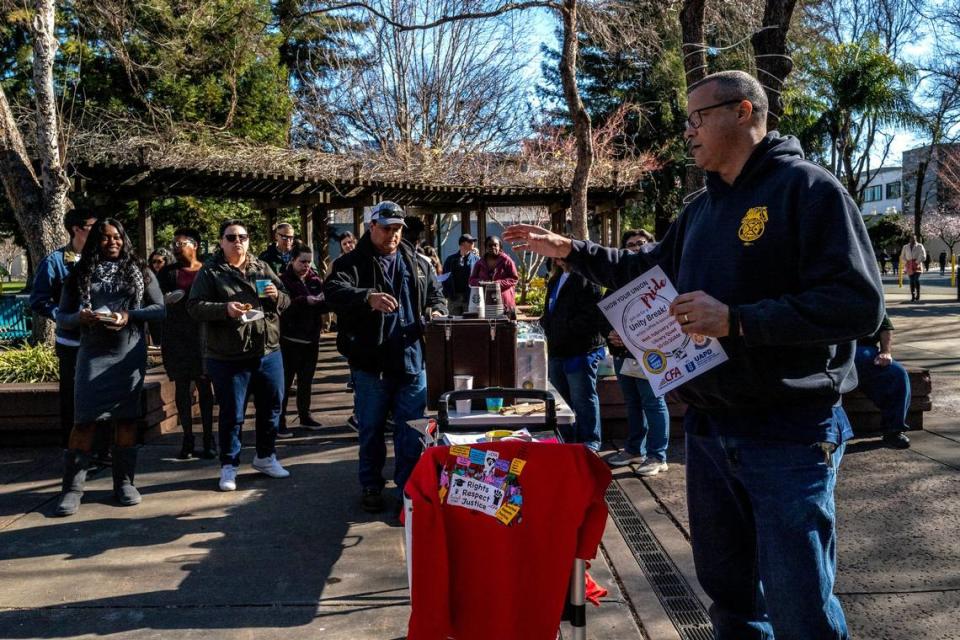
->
xmin=173 ymin=240 xmax=196 ymax=248
xmin=625 ymin=241 xmax=646 ymax=249
xmin=224 ymin=233 xmax=249 ymax=243
xmin=277 ymin=234 xmax=294 ymax=241
xmin=686 ymin=99 xmax=744 ymax=129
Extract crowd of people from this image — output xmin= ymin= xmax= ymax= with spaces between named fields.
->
xmin=22 ymin=66 xmax=929 ymax=640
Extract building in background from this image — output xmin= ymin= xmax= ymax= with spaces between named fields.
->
xmin=859 ymin=166 xmax=902 ymax=217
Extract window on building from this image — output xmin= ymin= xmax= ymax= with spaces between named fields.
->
xmin=886 ymin=181 xmax=901 ymax=199
xmin=863 ymin=185 xmax=883 ymax=202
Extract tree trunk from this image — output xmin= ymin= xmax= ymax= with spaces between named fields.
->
xmin=751 ymin=0 xmax=798 ymax=131
xmin=31 ymin=0 xmax=71 ymax=226
xmin=560 ymin=0 xmax=592 ymax=241
xmin=680 ymin=0 xmax=707 ymax=196
xmin=913 ymin=160 xmax=927 ymax=239
xmin=0 ymin=1 xmax=72 ymax=344
xmin=0 ymin=87 xmax=64 ymax=345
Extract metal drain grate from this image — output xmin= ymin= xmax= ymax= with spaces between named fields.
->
xmin=605 ymin=483 xmax=715 ymax=640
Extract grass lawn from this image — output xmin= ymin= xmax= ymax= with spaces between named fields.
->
xmin=1 ymin=281 xmax=28 ymax=294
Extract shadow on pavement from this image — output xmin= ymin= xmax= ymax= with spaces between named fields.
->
xmin=0 ymin=456 xmax=372 ymax=636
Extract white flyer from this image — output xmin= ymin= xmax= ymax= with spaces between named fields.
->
xmin=598 ymin=265 xmax=728 ymax=397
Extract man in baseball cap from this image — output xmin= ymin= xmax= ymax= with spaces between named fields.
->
xmin=324 ymin=198 xmax=446 ymax=516
xmin=370 ymin=201 xmax=407 ymax=227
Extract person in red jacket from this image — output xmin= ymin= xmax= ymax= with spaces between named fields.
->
xmin=278 ymin=243 xmax=327 ymax=436
xmin=468 ymin=235 xmax=519 ymax=313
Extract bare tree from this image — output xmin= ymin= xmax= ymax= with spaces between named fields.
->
xmin=297 ymin=0 xmax=601 ymax=239
xmin=752 ymin=0 xmax=800 ymax=130
xmin=0 ymin=0 xmax=71 ymax=343
xmin=0 ymin=238 xmax=23 ymax=282
xmin=486 ymin=206 xmax=550 ymax=303
xmin=304 ymin=0 xmax=534 ymax=156
xmin=906 ymin=0 xmax=960 ymax=235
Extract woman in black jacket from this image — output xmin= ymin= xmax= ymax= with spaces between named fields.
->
xmin=540 ymin=255 xmax=606 ymax=451
xmin=278 ymin=243 xmax=327 ymax=436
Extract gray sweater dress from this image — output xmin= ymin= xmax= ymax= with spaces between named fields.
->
xmin=58 ymin=263 xmax=165 ymax=424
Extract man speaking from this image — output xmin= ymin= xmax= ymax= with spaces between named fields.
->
xmin=504 ymin=70 xmax=883 ymax=639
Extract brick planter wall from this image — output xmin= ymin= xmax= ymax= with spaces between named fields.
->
xmin=0 ymin=367 xmax=196 ymax=447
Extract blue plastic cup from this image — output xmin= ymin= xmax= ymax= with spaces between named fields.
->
xmin=255 ymin=279 xmax=271 ymax=297
xmin=485 ymin=397 xmax=504 ymax=414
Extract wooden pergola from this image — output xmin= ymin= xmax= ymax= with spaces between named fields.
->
xmin=70 ymin=148 xmax=642 ymax=260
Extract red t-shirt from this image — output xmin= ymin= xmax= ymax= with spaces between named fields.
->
xmin=405 ymin=442 xmax=611 ymax=640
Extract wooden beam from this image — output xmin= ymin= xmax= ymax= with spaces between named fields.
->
xmin=611 ymin=205 xmax=622 ymax=249
xmin=264 ymin=207 xmax=278 ymax=246
xmin=299 ymin=203 xmax=313 ymax=247
xmin=352 ymin=204 xmax=364 ymax=237
xmin=460 ymin=207 xmax=472 ymax=238
xmin=549 ymin=202 xmax=566 ymax=234
xmin=137 ymin=198 xmax=154 ymax=259
xmin=477 ymin=203 xmax=488 ymax=244
xmin=313 ymin=205 xmax=329 ymax=274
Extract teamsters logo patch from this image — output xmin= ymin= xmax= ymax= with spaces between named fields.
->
xmin=738 ymin=206 xmax=768 ymax=244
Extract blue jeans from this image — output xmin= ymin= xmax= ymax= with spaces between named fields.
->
xmin=548 ymin=356 xmax=601 ymax=450
xmin=685 ymin=410 xmax=849 ymax=640
xmin=854 ymin=345 xmax=911 ymax=433
xmin=206 ymin=350 xmax=284 ymax=467
xmin=352 ymin=368 xmax=426 ymax=493
xmin=614 ymin=357 xmax=670 ymax=462
xmin=908 ymin=272 xmax=921 ymax=298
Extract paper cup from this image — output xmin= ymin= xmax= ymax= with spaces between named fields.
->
xmin=453 ymin=375 xmax=473 ymax=415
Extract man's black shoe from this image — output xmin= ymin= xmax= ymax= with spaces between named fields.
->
xmin=361 ymin=487 xmax=384 ymax=513
xmin=883 ymin=432 xmax=911 ymax=449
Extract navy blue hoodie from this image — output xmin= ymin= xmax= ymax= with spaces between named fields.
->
xmin=567 ymin=133 xmax=884 ymax=426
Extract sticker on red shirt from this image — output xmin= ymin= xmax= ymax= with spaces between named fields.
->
xmin=439 ymin=447 xmax=524 ymax=525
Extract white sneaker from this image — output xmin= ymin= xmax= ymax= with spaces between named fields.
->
xmin=636 ymin=459 xmax=668 ymax=477
xmin=219 ymin=465 xmax=238 ymax=491
xmin=607 ymin=450 xmax=646 ymax=467
xmin=252 ymin=454 xmax=290 ymax=478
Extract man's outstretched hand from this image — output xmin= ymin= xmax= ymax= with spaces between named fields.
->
xmin=502 ymin=224 xmax=574 ymax=259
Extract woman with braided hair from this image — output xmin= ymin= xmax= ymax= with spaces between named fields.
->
xmin=54 ymin=218 xmax=165 ymax=516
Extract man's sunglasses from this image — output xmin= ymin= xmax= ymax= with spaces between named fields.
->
xmin=686 ymin=99 xmax=744 ymax=129
xmin=224 ymin=233 xmax=249 ymax=242
xmin=277 ymin=234 xmax=295 ymax=240
xmin=173 ymin=240 xmax=196 ymax=248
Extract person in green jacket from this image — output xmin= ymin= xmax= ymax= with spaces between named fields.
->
xmin=188 ymin=219 xmax=292 ymax=492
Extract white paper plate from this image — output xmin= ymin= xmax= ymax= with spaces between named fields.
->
xmin=241 ymin=309 xmax=264 ymax=323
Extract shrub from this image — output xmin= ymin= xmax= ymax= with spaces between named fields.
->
xmin=526 ymin=277 xmax=547 ymax=317
xmin=0 ymin=344 xmax=59 ymax=384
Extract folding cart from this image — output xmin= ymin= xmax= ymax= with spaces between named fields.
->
xmin=407 ymin=387 xmax=589 ymax=640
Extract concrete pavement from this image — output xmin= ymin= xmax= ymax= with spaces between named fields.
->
xmin=0 ymin=343 xmax=641 ymax=640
